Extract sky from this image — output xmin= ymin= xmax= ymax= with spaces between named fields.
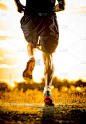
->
xmin=0 ymin=0 xmax=86 ymax=85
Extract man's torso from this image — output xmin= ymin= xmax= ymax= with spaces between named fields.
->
xmin=26 ymin=0 xmax=56 ymax=13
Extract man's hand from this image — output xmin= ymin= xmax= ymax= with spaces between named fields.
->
xmin=17 ymin=3 xmax=25 ymax=13
xmin=55 ymin=4 xmax=59 ymax=12
xmin=14 ymin=0 xmax=25 ymax=13
xmin=56 ymin=0 xmax=65 ymax=12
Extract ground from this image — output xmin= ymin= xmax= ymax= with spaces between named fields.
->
xmin=0 ymin=102 xmax=86 ymax=124
xmin=0 ymin=86 xmax=86 ymax=124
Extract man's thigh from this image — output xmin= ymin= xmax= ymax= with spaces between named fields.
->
xmin=39 ymin=14 xmax=59 ymax=53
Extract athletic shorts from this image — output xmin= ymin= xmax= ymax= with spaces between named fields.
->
xmin=20 ymin=12 xmax=59 ymax=53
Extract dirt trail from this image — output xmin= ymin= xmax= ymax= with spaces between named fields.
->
xmin=0 ymin=102 xmax=86 ymax=124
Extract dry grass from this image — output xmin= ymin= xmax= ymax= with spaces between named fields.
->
xmin=0 ymin=86 xmax=86 ymax=104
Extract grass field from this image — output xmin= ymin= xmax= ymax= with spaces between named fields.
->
xmin=0 ymin=83 xmax=86 ymax=124
xmin=0 ymin=86 xmax=86 ymax=104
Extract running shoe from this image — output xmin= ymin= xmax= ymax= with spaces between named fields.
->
xmin=22 ymin=57 xmax=35 ymax=81
xmin=44 ymin=90 xmax=54 ymax=106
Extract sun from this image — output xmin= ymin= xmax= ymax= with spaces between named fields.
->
xmin=11 ymin=83 xmax=15 ymax=87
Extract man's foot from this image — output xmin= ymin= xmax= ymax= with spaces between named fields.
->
xmin=44 ymin=90 xmax=54 ymax=106
xmin=22 ymin=57 xmax=35 ymax=81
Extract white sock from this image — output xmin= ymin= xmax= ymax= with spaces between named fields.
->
xmin=29 ymin=55 xmax=34 ymax=60
xmin=44 ymin=86 xmax=51 ymax=93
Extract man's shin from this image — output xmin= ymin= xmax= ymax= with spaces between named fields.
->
xmin=45 ymin=65 xmax=54 ymax=87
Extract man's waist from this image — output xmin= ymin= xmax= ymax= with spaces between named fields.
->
xmin=25 ymin=7 xmax=55 ymax=16
xmin=38 ymin=13 xmax=48 ymax=16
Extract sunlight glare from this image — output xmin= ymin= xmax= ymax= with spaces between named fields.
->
xmin=11 ymin=83 xmax=15 ymax=87
xmin=76 ymin=87 xmax=81 ymax=91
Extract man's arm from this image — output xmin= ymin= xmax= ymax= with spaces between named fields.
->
xmin=58 ymin=0 xmax=65 ymax=10
xmin=56 ymin=0 xmax=65 ymax=12
xmin=14 ymin=0 xmax=25 ymax=13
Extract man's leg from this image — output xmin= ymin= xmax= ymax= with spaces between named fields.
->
xmin=42 ymin=52 xmax=54 ymax=105
xmin=23 ymin=43 xmax=35 ymax=80
xmin=27 ymin=42 xmax=35 ymax=57
xmin=43 ymin=52 xmax=54 ymax=86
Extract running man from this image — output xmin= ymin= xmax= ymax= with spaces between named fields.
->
xmin=14 ymin=0 xmax=65 ymax=106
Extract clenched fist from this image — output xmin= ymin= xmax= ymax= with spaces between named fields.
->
xmin=17 ymin=3 xmax=25 ymax=13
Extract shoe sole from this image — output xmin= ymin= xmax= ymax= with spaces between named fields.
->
xmin=44 ymin=99 xmax=54 ymax=106
xmin=23 ymin=58 xmax=35 ymax=81
xmin=23 ymin=77 xmax=33 ymax=83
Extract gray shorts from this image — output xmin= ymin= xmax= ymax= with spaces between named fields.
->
xmin=20 ymin=12 xmax=59 ymax=53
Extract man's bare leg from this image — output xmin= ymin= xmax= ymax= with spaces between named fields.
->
xmin=42 ymin=52 xmax=54 ymax=90
xmin=23 ymin=43 xmax=35 ymax=80
xmin=27 ymin=42 xmax=35 ymax=57
xmin=42 ymin=52 xmax=54 ymax=87
xmin=42 ymin=52 xmax=54 ymax=105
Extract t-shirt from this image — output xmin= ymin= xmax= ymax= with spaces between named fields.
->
xmin=26 ymin=0 xmax=56 ymax=13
